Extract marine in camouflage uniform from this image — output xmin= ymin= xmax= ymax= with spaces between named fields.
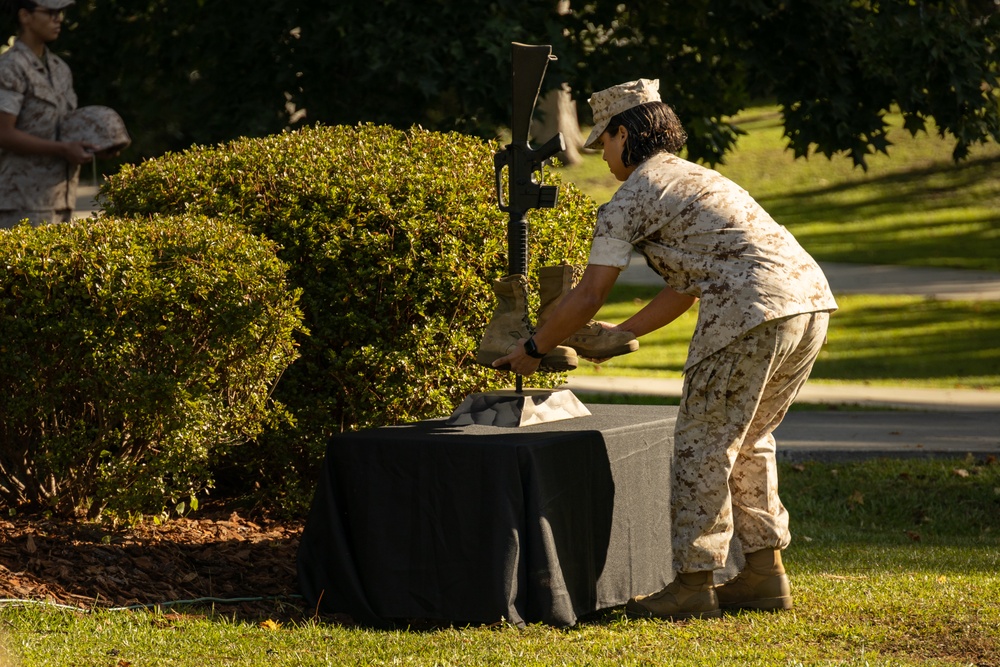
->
xmin=493 ymin=78 xmax=837 ymax=620
xmin=0 ymin=6 xmax=81 ymax=228
xmin=590 ymin=150 xmax=837 ymax=575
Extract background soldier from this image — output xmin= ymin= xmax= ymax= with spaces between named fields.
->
xmin=0 ymin=0 xmax=93 ymax=228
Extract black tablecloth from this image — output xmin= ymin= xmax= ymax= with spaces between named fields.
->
xmin=297 ymin=403 xmax=707 ymax=627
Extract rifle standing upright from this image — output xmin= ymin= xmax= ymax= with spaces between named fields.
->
xmin=494 ymin=43 xmax=565 ymax=280
xmin=494 ymin=43 xmax=565 ymax=392
xmin=449 ymin=43 xmax=591 ymax=425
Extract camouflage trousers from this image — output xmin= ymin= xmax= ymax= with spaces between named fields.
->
xmin=672 ymin=311 xmax=830 ymax=572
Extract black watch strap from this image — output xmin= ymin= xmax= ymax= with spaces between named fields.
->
xmin=523 ymin=337 xmax=546 ymax=359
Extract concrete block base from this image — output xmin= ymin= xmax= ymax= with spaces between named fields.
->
xmin=447 ymin=389 xmax=592 ymax=428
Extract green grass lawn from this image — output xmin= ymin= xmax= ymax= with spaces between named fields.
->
xmin=715 ymin=109 xmax=1000 ymax=272
xmin=5 ymin=457 xmax=998 ymax=665
xmin=560 ymin=107 xmax=1000 ymax=273
xmin=555 ymin=106 xmax=1000 ymax=390
xmin=573 ymin=285 xmax=1000 ymax=390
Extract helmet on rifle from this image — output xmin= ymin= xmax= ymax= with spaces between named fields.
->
xmin=60 ymin=106 xmax=131 ymax=154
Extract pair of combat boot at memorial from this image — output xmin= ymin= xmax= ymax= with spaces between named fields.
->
xmin=475 ymin=263 xmax=639 ymax=372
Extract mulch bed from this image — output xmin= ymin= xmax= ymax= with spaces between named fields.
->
xmin=0 ymin=504 xmax=319 ymax=623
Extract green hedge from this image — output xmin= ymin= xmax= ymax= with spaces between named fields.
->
xmin=102 ymin=124 xmax=597 ymax=510
xmin=0 ymin=216 xmax=303 ymax=516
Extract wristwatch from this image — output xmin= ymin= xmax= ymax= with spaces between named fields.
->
xmin=523 ymin=337 xmax=546 ymax=359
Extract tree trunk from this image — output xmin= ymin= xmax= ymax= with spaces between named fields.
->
xmin=532 ymin=83 xmax=585 ymax=166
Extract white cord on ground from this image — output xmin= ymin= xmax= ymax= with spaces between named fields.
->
xmin=0 ymin=595 xmax=302 ymax=613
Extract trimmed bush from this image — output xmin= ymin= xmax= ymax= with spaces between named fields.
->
xmin=102 ymin=124 xmax=597 ymax=509
xmin=0 ymin=216 xmax=303 ymax=516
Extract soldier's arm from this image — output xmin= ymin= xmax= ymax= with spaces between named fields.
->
xmin=616 ymin=285 xmax=698 ymax=338
xmin=493 ymin=264 xmax=621 ymax=376
xmin=0 ymin=112 xmax=94 ymax=164
xmin=532 ymin=264 xmax=621 ymax=353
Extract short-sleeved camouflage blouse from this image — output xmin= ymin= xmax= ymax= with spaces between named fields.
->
xmin=0 ymin=39 xmax=79 ymax=215
xmin=589 ymin=152 xmax=838 ymax=371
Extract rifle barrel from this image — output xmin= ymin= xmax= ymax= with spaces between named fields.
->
xmin=509 ymin=43 xmax=555 ymax=144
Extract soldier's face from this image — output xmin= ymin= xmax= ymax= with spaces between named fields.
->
xmin=22 ymin=7 xmax=65 ymax=42
xmin=600 ymin=126 xmax=633 ymax=182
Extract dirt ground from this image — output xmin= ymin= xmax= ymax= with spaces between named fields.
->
xmin=0 ymin=504 xmax=315 ymax=622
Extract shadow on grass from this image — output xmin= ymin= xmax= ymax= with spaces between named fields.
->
xmin=761 ymin=154 xmax=1000 ymax=269
xmin=599 ymin=285 xmax=1000 ymax=387
xmin=780 ymin=456 xmax=1000 ymax=551
xmin=815 ymin=298 xmax=1000 ymax=383
xmin=768 ymin=153 xmax=1000 ymax=207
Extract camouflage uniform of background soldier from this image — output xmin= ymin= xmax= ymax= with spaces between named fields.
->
xmin=0 ymin=0 xmax=92 ymax=228
xmin=494 ymin=78 xmax=838 ymax=621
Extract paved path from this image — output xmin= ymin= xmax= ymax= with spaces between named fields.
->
xmin=73 ymin=184 xmax=101 ymax=219
xmin=569 ymin=253 xmax=1000 ymax=460
xmin=618 ymin=252 xmax=1000 ymax=301
xmin=563 ymin=376 xmax=1000 ymax=461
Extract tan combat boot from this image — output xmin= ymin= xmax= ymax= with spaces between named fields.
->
xmin=625 ymin=571 xmax=721 ymax=620
xmin=715 ymin=549 xmax=792 ymax=612
xmin=537 ymin=263 xmax=639 ymax=360
xmin=474 ymin=274 xmax=577 ymax=372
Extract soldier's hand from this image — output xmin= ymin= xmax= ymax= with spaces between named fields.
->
xmin=492 ymin=338 xmax=542 ymax=376
xmin=61 ymin=141 xmax=97 ymax=165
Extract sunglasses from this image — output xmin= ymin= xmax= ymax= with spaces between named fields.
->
xmin=33 ymin=8 xmax=66 ymax=21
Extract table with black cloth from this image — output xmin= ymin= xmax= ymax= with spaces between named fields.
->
xmin=296 ymin=403 xmax=736 ymax=628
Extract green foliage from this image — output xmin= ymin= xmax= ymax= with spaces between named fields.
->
xmin=53 ymin=1 xmax=998 ymax=171
xmin=0 ymin=216 xmax=303 ymax=516
xmin=57 ymin=0 xmax=302 ymax=163
xmin=290 ymin=1 xmax=553 ymax=138
xmin=562 ymin=0 xmax=753 ymax=164
xmin=744 ymin=0 xmax=1000 ymax=167
xmin=568 ymin=0 xmax=1000 ymax=168
xmin=56 ymin=0 xmax=555 ymax=162
xmin=101 ymin=124 xmax=597 ymax=509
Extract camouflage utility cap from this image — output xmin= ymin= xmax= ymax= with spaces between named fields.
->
xmin=34 ymin=0 xmax=75 ymax=9
xmin=584 ymin=78 xmax=661 ymax=149
xmin=60 ymin=105 xmax=131 ymax=153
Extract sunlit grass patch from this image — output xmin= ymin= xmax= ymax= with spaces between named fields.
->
xmin=557 ymin=105 xmax=1000 ymax=272
xmin=5 ymin=459 xmax=998 ymax=666
xmin=576 ymin=286 xmax=1000 ymax=389
xmin=555 ymin=107 xmax=1000 ymax=390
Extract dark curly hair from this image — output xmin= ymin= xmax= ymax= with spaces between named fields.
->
xmin=607 ymin=101 xmax=688 ymax=168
